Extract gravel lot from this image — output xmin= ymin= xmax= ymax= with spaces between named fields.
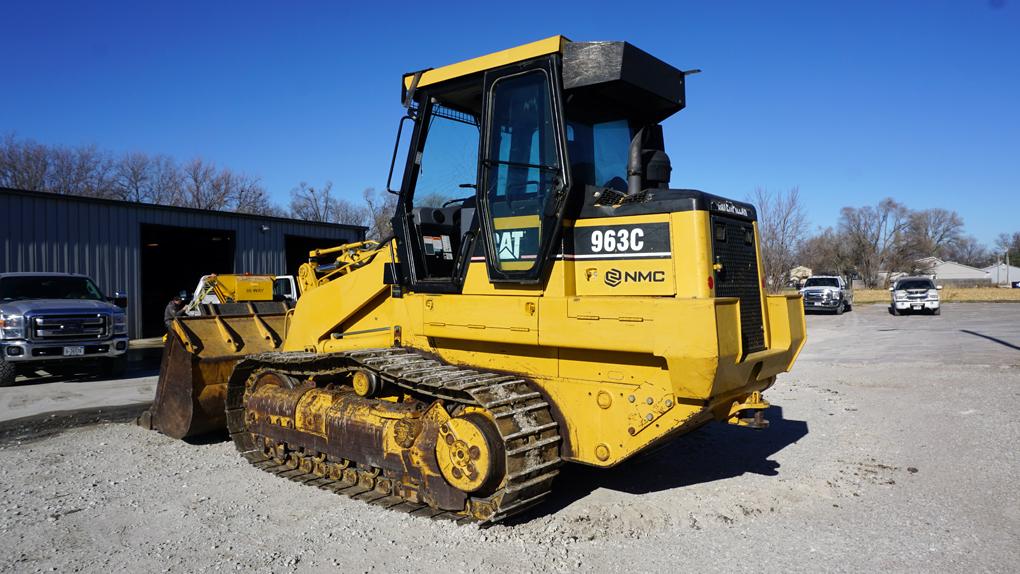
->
xmin=1 ymin=303 xmax=1018 ymax=573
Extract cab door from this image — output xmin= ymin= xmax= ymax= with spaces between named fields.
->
xmin=478 ymin=56 xmax=571 ymax=284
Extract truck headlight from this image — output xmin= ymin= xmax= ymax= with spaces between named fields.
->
xmin=0 ymin=314 xmax=25 ymax=340
xmin=112 ymin=313 xmax=128 ymax=335
xmin=895 ymin=290 xmax=907 ymax=301
xmin=927 ymin=289 xmax=938 ymax=300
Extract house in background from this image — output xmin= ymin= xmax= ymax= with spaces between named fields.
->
xmin=915 ymin=257 xmax=991 ymax=286
xmin=982 ymin=262 xmax=1020 ymax=287
xmin=789 ymin=266 xmax=812 ymax=287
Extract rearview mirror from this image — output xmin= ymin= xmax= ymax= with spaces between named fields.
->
xmin=936 ymin=285 xmax=943 ymax=290
xmin=888 ymin=287 xmax=894 ymax=292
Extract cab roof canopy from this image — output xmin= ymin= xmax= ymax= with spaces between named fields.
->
xmin=402 ymin=36 xmax=687 ymax=124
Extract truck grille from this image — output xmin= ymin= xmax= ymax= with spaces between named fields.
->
xmin=30 ymin=314 xmax=109 ymax=340
xmin=712 ymin=215 xmax=766 ymax=357
xmin=803 ymin=292 xmax=826 ymax=302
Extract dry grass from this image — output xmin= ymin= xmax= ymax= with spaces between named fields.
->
xmin=852 ymin=287 xmax=1020 ymax=304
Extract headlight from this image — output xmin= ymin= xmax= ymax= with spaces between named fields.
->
xmin=895 ymin=290 xmax=907 ymax=301
xmin=0 ymin=314 xmax=25 ymax=340
xmin=112 ymin=313 xmax=128 ymax=335
xmin=927 ymin=289 xmax=938 ymax=300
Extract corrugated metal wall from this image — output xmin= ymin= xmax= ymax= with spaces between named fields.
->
xmin=0 ymin=188 xmax=365 ymax=338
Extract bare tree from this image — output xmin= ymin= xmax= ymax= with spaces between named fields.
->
xmin=332 ymin=198 xmax=368 ymax=227
xmin=148 ymin=154 xmax=182 ymax=205
xmin=416 ymin=192 xmax=451 ymax=208
xmin=0 ymin=133 xmax=295 ymax=216
xmin=838 ymin=198 xmax=911 ymax=287
xmin=47 ymin=144 xmax=116 ymax=198
xmin=232 ymin=173 xmax=278 ymax=216
xmin=945 ymin=235 xmax=992 ymax=268
xmin=994 ymin=232 xmax=1020 ymax=264
xmin=0 ymin=133 xmax=49 ymax=190
xmin=906 ymin=208 xmax=964 ymax=259
xmin=289 ymin=181 xmax=336 ymax=222
xmin=289 ymin=181 xmax=366 ymax=226
xmin=112 ymin=152 xmax=151 ymax=202
xmin=798 ymin=226 xmax=853 ymax=277
xmin=750 ymin=186 xmax=808 ymax=293
xmin=180 ymin=158 xmax=232 ymax=210
xmin=363 ymin=187 xmax=398 ymax=240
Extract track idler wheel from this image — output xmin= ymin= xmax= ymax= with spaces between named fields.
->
xmin=351 ymin=369 xmax=379 ymax=397
xmin=436 ymin=413 xmax=505 ymax=495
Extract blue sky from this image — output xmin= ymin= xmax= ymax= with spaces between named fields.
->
xmin=2 ymin=1 xmax=1017 ymax=246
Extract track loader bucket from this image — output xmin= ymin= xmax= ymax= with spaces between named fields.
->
xmin=139 ymin=309 xmax=288 ymax=439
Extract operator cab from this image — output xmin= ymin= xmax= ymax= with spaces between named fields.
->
xmin=389 ymin=38 xmax=686 ymax=292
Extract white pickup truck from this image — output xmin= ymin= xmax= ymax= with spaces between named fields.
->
xmin=889 ymin=276 xmax=942 ymax=316
xmin=800 ymin=275 xmax=853 ymax=314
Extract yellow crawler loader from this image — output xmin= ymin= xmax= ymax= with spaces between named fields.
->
xmin=140 ymin=36 xmax=806 ymax=523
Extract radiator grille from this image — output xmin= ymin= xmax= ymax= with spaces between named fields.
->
xmin=712 ymin=216 xmax=765 ymax=357
xmin=30 ymin=314 xmax=109 ymax=340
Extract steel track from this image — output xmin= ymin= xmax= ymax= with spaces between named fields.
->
xmin=224 ymin=348 xmax=561 ymax=524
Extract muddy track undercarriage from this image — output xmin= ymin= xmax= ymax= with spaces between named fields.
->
xmin=224 ymin=348 xmax=562 ymax=523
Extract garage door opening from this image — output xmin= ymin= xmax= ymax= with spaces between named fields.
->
xmin=140 ymin=224 xmax=235 ymax=337
xmin=284 ymin=235 xmax=346 ymax=277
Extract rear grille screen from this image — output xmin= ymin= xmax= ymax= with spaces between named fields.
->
xmin=712 ymin=216 xmax=765 ymax=357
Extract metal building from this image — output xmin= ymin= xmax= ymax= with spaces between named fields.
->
xmin=0 ymin=187 xmax=365 ymax=337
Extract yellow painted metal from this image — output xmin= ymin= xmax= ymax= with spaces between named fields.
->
xmin=402 ymin=36 xmax=567 ymax=91
xmin=297 ymin=241 xmax=382 ymax=295
xmin=144 ymin=311 xmax=287 ymax=439
xmin=352 ymin=370 xmax=374 ymax=397
xmin=211 ymin=275 xmax=275 ymax=302
xmin=726 ymin=390 xmax=770 ymax=427
xmin=436 ymin=416 xmax=497 ymax=493
xmin=423 ymin=294 xmax=538 ymax=346
xmin=295 ymin=389 xmax=334 ymax=437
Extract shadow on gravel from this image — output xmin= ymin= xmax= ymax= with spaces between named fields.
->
xmin=13 ymin=365 xmax=160 ymax=387
xmin=0 ymin=402 xmax=151 ymax=446
xmin=508 ymin=405 xmax=807 ymax=524
xmin=185 ymin=430 xmax=230 ymax=445
xmin=10 ymin=349 xmax=164 ymax=387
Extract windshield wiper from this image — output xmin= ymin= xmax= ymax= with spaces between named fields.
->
xmin=482 ymin=158 xmax=559 ymax=172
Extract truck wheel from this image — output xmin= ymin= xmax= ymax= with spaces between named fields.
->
xmin=835 ymin=302 xmax=844 ymax=315
xmin=933 ymin=307 xmax=941 ymax=316
xmin=845 ymin=303 xmax=852 ymax=312
xmin=890 ymin=306 xmax=900 ymax=316
xmin=0 ymin=358 xmax=17 ymax=387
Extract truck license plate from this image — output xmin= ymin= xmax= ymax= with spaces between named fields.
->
xmin=911 ymin=304 xmax=922 ymax=310
xmin=63 ymin=346 xmax=85 ymax=356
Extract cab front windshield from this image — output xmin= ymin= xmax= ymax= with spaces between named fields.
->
xmin=0 ymin=276 xmax=105 ymax=301
xmin=804 ymin=278 xmax=840 ymax=288
xmin=896 ymin=279 xmax=934 ymax=291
